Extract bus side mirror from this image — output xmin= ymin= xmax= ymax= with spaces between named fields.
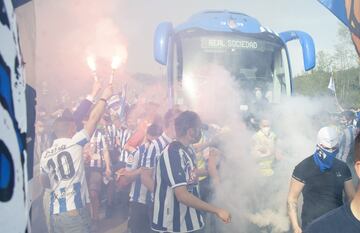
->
xmin=279 ymin=31 xmax=316 ymax=71
xmin=154 ymin=22 xmax=173 ymax=65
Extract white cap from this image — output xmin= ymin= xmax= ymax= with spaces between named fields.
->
xmin=317 ymin=126 xmax=339 ymax=148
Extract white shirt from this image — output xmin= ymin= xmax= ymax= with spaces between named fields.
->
xmin=40 ymin=129 xmax=90 ymax=214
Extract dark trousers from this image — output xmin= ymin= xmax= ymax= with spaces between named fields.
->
xmin=52 ymin=208 xmax=91 ymax=233
xmin=156 ymin=231 xmax=203 ymax=233
xmin=129 ymin=202 xmax=152 ymax=233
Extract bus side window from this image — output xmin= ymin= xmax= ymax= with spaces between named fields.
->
xmin=272 ymin=49 xmax=283 ymax=103
xmin=272 ymin=48 xmax=291 ymax=103
xmin=281 ymin=48 xmax=291 ymax=96
xmin=173 ymin=39 xmax=184 ymax=106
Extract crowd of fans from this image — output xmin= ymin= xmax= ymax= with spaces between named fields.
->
xmin=32 ymin=75 xmax=360 ymax=233
xmin=34 ymin=80 xmax=232 ymax=233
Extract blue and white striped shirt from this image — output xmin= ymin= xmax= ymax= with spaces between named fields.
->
xmin=337 ymin=125 xmax=358 ymax=163
xmin=152 ymin=141 xmax=204 ymax=233
xmin=117 ymin=127 xmax=132 ymax=163
xmin=143 ymin=133 xmax=172 ymax=170
xmin=107 ymin=124 xmax=117 ymax=151
xmin=89 ymin=129 xmax=108 ymax=168
xmin=40 ymin=129 xmax=90 ymax=215
xmin=126 ymin=143 xmax=152 ymax=205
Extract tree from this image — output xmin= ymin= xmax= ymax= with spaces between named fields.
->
xmin=316 ymin=50 xmax=333 ymax=72
xmin=333 ymin=23 xmax=359 ymax=71
xmin=294 ymin=68 xmax=360 ymax=109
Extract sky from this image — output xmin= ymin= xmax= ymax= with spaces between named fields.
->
xmin=114 ymin=0 xmax=341 ymax=76
xmin=28 ymin=0 xmax=343 ymax=92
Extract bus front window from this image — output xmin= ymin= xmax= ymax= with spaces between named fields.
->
xmin=177 ymin=33 xmax=292 ymax=106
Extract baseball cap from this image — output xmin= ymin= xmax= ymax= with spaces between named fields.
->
xmin=317 ymin=126 xmax=339 ymax=149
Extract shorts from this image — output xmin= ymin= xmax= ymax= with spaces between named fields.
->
xmin=88 ymin=169 xmax=103 ymax=192
xmin=52 ymin=207 xmax=91 ymax=233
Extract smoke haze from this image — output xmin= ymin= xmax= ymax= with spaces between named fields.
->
xmin=26 ymin=1 xmax=343 ymax=232
xmin=187 ymin=65 xmax=336 ymax=232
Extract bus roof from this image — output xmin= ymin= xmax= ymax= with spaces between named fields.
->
xmin=175 ymin=10 xmax=280 ymax=37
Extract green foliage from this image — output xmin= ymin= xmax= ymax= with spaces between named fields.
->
xmin=295 ymin=24 xmax=360 ymax=109
xmin=294 ymin=68 xmax=360 ymax=108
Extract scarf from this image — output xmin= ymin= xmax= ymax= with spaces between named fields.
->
xmin=313 ymin=146 xmax=339 ymax=172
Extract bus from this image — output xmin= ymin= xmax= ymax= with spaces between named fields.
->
xmin=153 ymin=10 xmax=316 ymax=118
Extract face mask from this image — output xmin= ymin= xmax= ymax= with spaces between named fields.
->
xmin=313 ymin=146 xmax=339 ymax=172
xmin=261 ymin=126 xmax=271 ymax=136
xmin=318 ymin=147 xmax=339 ymax=159
xmin=191 ymin=128 xmax=202 ymax=144
xmin=37 ymin=126 xmax=44 ymax=133
xmin=255 ymin=90 xmax=262 ymax=99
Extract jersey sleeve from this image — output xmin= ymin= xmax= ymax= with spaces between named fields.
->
xmin=292 ymin=162 xmax=306 ymax=184
xmin=71 ymin=129 xmax=90 ymax=147
xmin=162 ymin=144 xmax=187 ymax=188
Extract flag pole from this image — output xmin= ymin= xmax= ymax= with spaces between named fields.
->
xmin=329 ymin=69 xmax=344 ymax=112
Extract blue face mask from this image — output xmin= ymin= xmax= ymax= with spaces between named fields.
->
xmin=313 ymin=146 xmax=339 ymax=172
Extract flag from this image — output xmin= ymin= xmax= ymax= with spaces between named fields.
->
xmin=328 ymin=75 xmax=336 ymax=93
xmin=118 ymin=84 xmax=127 ymax=120
xmin=318 ymin=0 xmax=349 ymax=27
xmin=107 ymin=84 xmax=128 ymax=121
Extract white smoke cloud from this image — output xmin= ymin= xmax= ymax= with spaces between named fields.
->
xmin=29 ymin=1 xmax=342 ymax=232
xmin=246 ymin=209 xmax=289 ymax=233
xmin=34 ymin=0 xmax=130 ymax=108
xmin=186 ymin=65 xmax=337 ymax=232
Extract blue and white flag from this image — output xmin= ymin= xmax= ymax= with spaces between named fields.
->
xmin=318 ymin=0 xmax=349 ymax=27
xmin=118 ymin=84 xmax=127 ymax=120
xmin=108 ymin=84 xmax=128 ymax=121
xmin=328 ymin=75 xmax=336 ymax=93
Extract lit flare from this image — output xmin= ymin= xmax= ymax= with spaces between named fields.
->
xmin=111 ymin=55 xmax=122 ymax=70
xmin=86 ymin=56 xmax=98 ymax=82
xmin=86 ymin=56 xmax=97 ymax=71
xmin=109 ymin=55 xmax=124 ymax=84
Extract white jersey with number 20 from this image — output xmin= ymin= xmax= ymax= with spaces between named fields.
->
xmin=40 ymin=129 xmax=90 ymax=215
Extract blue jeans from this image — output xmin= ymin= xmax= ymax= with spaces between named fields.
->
xmin=52 ymin=208 xmax=91 ymax=233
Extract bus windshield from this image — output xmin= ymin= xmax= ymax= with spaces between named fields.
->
xmin=176 ymin=33 xmax=292 ymax=105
